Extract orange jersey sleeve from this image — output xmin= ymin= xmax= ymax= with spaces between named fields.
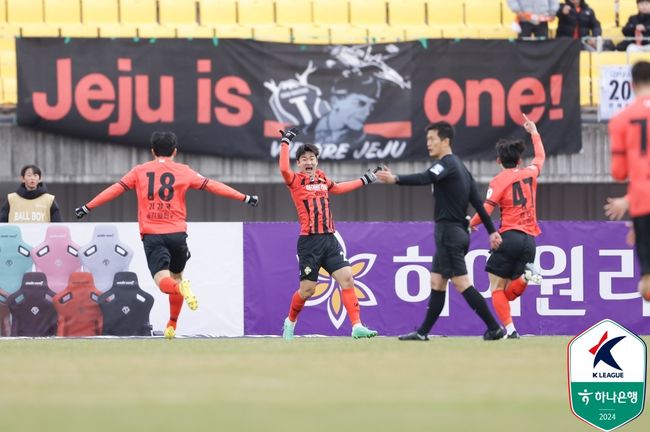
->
xmin=609 ymin=96 xmax=650 ymax=217
xmin=329 ymin=179 xmax=364 ymax=195
xmin=528 ymin=133 xmax=546 ymax=175
xmin=279 ymin=143 xmax=295 ymax=185
xmin=86 ymin=169 xmax=138 ymax=210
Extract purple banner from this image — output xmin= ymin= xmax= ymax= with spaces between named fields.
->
xmin=243 ymin=222 xmax=650 ymax=336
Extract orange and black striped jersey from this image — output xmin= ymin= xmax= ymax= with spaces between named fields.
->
xmin=470 ymin=133 xmax=545 ymax=236
xmin=279 ymin=143 xmax=364 ymax=236
xmin=609 ymin=95 xmax=650 ymax=217
xmin=86 ymin=157 xmax=246 ymax=235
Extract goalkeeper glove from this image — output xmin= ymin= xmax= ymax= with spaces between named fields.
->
xmin=279 ymin=128 xmax=300 ymax=145
xmin=75 ymin=205 xmax=90 ymax=219
xmin=244 ymin=195 xmax=259 ymax=207
xmin=360 ymin=169 xmax=377 ymax=185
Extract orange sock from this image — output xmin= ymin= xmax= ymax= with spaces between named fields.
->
xmin=159 ymin=277 xmax=180 ymax=295
xmin=491 ymin=290 xmax=512 ymax=327
xmin=341 ymin=288 xmax=361 ymax=326
xmin=167 ymin=293 xmax=183 ymax=329
xmin=505 ymin=277 xmax=528 ymax=301
xmin=288 ymin=290 xmax=306 ymax=322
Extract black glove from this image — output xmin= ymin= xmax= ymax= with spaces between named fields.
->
xmin=360 ymin=169 xmax=377 ymax=185
xmin=75 ymin=205 xmax=90 ymax=219
xmin=244 ymin=195 xmax=259 ymax=207
xmin=279 ymin=127 xmax=300 ymax=145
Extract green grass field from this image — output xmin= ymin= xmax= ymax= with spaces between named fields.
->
xmin=0 ymin=336 xmax=648 ymax=432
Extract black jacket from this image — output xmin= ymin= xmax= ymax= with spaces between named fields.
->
xmin=0 ymin=183 xmax=63 ymax=222
xmin=622 ymin=13 xmax=650 ymax=46
xmin=556 ymin=1 xmax=602 ymax=38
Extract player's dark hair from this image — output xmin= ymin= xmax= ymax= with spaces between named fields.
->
xmin=425 ymin=122 xmax=454 ymax=145
xmin=150 ymin=131 xmax=177 ymax=157
xmin=296 ymin=143 xmax=320 ymax=159
xmin=496 ymin=138 xmax=525 ymax=168
xmin=632 ymin=61 xmax=650 ymax=86
xmin=20 ymin=164 xmax=42 ymax=178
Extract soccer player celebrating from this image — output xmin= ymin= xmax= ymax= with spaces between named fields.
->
xmin=376 ymin=121 xmax=505 ymax=341
xmin=605 ymin=61 xmax=650 ymax=303
xmin=278 ymin=128 xmax=378 ymax=340
xmin=469 ymin=114 xmax=545 ymax=339
xmin=74 ymin=131 xmax=259 ymax=339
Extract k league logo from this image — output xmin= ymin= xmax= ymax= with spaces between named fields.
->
xmin=568 ymin=319 xmax=647 ymax=431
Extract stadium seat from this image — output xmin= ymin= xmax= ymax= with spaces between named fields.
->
xmin=1 ymin=77 xmax=16 ymax=105
xmin=176 ymin=26 xmax=214 ymax=38
xmin=82 ymin=0 xmax=119 ymax=24
xmin=442 ymin=26 xmax=481 ymax=39
xmin=590 ymin=0 xmax=617 ymax=28
xmin=198 ymin=0 xmax=237 ymax=26
xmin=215 ymin=25 xmax=253 ymax=39
xmin=253 ymin=25 xmax=292 ymax=43
xmin=627 ymin=51 xmax=650 ymax=65
xmin=44 ymin=0 xmax=82 ymax=24
xmin=32 ymin=225 xmax=82 ymax=293
xmin=7 ymin=272 xmax=57 ymax=337
xmin=21 ymin=25 xmax=60 ymax=37
xmin=350 ymin=0 xmax=387 ymax=27
xmin=98 ymin=272 xmax=154 ymax=336
xmin=330 ymin=25 xmax=368 ymax=44
xmin=138 ymin=25 xmax=177 ymax=38
xmin=277 ymin=0 xmax=312 ymax=26
xmin=404 ymin=25 xmax=442 ymax=40
xmin=313 ymin=0 xmax=349 ymax=26
xmin=238 ymin=0 xmax=275 ymax=26
xmin=465 ymin=0 xmax=502 ymax=27
xmin=53 ymin=272 xmax=103 ymax=336
xmin=479 ymin=26 xmax=515 ymax=39
xmin=0 ymin=1 xmax=5 ymax=22
xmin=98 ymin=24 xmax=138 ymax=37
xmin=428 ymin=1 xmax=463 ymax=27
xmin=591 ymin=51 xmax=628 ymax=105
xmin=368 ymin=27 xmax=405 ymax=43
xmin=119 ymin=0 xmax=157 ymax=25
xmin=389 ymin=0 xmax=427 ymax=26
xmin=619 ymin=0 xmax=639 ymax=27
xmin=0 ymin=225 xmax=33 ymax=295
xmin=0 ymin=49 xmax=16 ymax=78
xmin=292 ymin=25 xmax=330 ymax=44
xmin=159 ymin=0 xmax=197 ymax=32
xmin=7 ymin=0 xmax=44 ymax=24
xmin=79 ymin=225 xmax=134 ymax=292
xmin=580 ymin=51 xmax=592 ymax=106
xmin=0 ymin=24 xmax=20 ymax=37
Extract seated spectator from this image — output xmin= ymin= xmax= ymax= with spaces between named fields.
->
xmin=508 ymin=0 xmax=560 ymax=39
xmin=0 ymin=165 xmax=62 ymax=223
xmin=620 ymin=0 xmax=650 ymax=52
xmin=556 ymin=0 xmax=605 ymax=50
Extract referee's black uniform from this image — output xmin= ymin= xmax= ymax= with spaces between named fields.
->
xmin=396 ymin=153 xmax=504 ymax=340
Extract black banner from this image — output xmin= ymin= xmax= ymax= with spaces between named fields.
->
xmin=17 ymin=38 xmax=581 ymax=161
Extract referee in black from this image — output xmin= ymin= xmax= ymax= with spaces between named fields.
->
xmin=376 ymin=121 xmax=505 ymax=341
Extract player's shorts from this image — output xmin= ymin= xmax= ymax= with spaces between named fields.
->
xmin=485 ymin=230 xmax=536 ymax=280
xmin=432 ymin=222 xmax=469 ymax=278
xmin=633 ymin=214 xmax=650 ymax=275
xmin=297 ymin=233 xmax=350 ymax=282
xmin=141 ymin=232 xmax=191 ymax=276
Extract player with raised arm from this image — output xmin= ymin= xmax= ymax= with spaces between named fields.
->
xmin=376 ymin=121 xmax=505 ymax=341
xmin=469 ymin=114 xmax=545 ymax=339
xmin=604 ymin=61 xmax=650 ymax=303
xmin=74 ymin=131 xmax=259 ymax=339
xmin=278 ymin=128 xmax=378 ymax=340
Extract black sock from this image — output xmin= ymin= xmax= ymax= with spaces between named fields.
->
xmin=462 ymin=286 xmax=500 ymax=330
xmin=417 ymin=290 xmax=446 ymax=335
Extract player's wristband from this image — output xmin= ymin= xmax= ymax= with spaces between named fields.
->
xmin=394 ymin=175 xmax=400 ymax=184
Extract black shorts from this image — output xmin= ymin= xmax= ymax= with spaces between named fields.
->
xmin=432 ymin=223 xmax=469 ymax=279
xmin=633 ymin=214 xmax=650 ymax=275
xmin=297 ymin=234 xmax=350 ymax=282
xmin=485 ymin=230 xmax=536 ymax=280
xmin=142 ymin=232 xmax=191 ymax=276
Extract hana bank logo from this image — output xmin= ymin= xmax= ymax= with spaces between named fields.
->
xmin=304 ymin=232 xmax=377 ymax=329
